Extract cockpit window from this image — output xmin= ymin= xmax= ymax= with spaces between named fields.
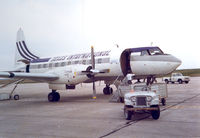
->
xmin=131 ymin=52 xmax=141 ymax=56
xmin=141 ymin=50 xmax=149 ymax=56
xmin=149 ymin=48 xmax=164 ymax=55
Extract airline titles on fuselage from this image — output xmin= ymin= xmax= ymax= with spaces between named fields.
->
xmin=50 ymin=51 xmax=111 ymax=62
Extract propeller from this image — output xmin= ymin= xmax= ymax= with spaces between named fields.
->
xmin=91 ymin=46 xmax=96 ymax=99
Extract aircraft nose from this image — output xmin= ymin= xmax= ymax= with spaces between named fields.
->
xmin=174 ymin=56 xmax=182 ymax=66
xmin=170 ymin=55 xmax=182 ymax=68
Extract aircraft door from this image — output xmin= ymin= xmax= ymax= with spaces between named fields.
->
xmin=120 ymin=49 xmax=132 ymax=76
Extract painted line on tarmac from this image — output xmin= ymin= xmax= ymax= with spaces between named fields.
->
xmin=99 ymin=93 xmax=200 ymax=138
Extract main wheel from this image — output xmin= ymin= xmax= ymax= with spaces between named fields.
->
xmin=161 ymin=98 xmax=166 ymax=106
xmin=13 ymin=94 xmax=20 ymax=100
xmin=165 ymin=79 xmax=169 ymax=84
xmin=185 ymin=81 xmax=189 ymax=84
xmin=178 ymin=79 xmax=183 ymax=84
xmin=48 ymin=92 xmax=60 ymax=102
xmin=103 ymin=87 xmax=112 ymax=95
xmin=48 ymin=93 xmax=54 ymax=102
xmin=151 ymin=106 xmax=160 ymax=120
xmin=54 ymin=92 xmax=60 ymax=102
xmin=103 ymin=87 xmax=109 ymax=95
xmin=124 ymin=108 xmax=132 ymax=120
xmin=119 ymin=97 xmax=124 ymax=103
xmin=109 ymin=87 xmax=113 ymax=94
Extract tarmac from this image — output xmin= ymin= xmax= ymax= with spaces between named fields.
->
xmin=0 ymin=77 xmax=200 ymax=138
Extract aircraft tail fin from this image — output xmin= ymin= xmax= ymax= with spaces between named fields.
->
xmin=15 ymin=28 xmax=39 ymax=66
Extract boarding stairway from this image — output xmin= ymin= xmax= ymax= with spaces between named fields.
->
xmin=109 ymin=74 xmax=134 ymax=102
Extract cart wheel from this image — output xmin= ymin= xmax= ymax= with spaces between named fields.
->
xmin=124 ymin=109 xmax=132 ymax=120
xmin=161 ymin=98 xmax=166 ymax=106
xmin=119 ymin=97 xmax=124 ymax=103
xmin=151 ymin=105 xmax=160 ymax=120
xmin=13 ymin=94 xmax=19 ymax=100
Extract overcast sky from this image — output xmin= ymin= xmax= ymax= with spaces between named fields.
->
xmin=0 ymin=0 xmax=200 ymax=70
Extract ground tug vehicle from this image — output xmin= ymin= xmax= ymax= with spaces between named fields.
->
xmin=115 ymin=74 xmax=168 ymax=120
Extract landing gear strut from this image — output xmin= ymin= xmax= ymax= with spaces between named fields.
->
xmin=146 ymin=76 xmax=156 ymax=86
xmin=48 ymin=90 xmax=60 ymax=102
xmin=103 ymin=85 xmax=113 ymax=95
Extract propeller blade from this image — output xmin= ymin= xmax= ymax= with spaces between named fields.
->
xmin=91 ymin=46 xmax=96 ymax=99
xmin=91 ymin=46 xmax=95 ymax=69
xmin=92 ymin=81 xmax=96 ymax=99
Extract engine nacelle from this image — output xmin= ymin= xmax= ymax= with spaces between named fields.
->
xmin=49 ymin=65 xmax=89 ymax=85
xmin=49 ymin=84 xmax=76 ymax=90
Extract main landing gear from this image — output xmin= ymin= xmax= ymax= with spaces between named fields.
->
xmin=103 ymin=85 xmax=113 ymax=95
xmin=48 ymin=90 xmax=60 ymax=102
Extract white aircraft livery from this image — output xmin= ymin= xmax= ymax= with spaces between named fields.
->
xmin=0 ymin=29 xmax=181 ymax=102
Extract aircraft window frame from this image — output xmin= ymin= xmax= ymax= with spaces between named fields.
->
xmin=148 ymin=48 xmax=164 ymax=55
xmin=82 ymin=60 xmax=86 ymax=65
xmin=30 ymin=64 xmax=36 ymax=69
xmin=55 ymin=62 xmax=59 ymax=67
xmin=87 ymin=60 xmax=91 ymax=65
xmin=38 ymin=64 xmax=41 ymax=69
xmin=74 ymin=60 xmax=79 ymax=64
xmin=49 ymin=63 xmax=53 ymax=68
xmin=141 ymin=50 xmax=150 ymax=56
xmin=102 ymin=58 xmax=110 ymax=63
xmin=131 ymin=52 xmax=141 ymax=56
xmin=43 ymin=64 xmax=48 ymax=68
xmin=61 ymin=62 xmax=66 ymax=67
xmin=97 ymin=58 xmax=102 ymax=64
xmin=67 ymin=61 xmax=71 ymax=65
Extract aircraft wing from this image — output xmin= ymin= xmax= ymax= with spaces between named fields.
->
xmin=0 ymin=72 xmax=59 ymax=82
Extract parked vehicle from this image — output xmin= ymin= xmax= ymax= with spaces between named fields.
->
xmin=162 ymin=73 xmax=190 ymax=84
xmin=124 ymin=86 xmax=160 ymax=120
xmin=118 ymin=83 xmax=168 ymax=106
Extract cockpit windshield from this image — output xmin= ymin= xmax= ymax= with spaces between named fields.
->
xmin=148 ymin=47 xmax=164 ymax=55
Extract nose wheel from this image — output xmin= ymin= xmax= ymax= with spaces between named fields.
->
xmin=103 ymin=85 xmax=113 ymax=95
xmin=48 ymin=90 xmax=60 ymax=102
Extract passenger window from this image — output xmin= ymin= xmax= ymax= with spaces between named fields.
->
xmin=61 ymin=62 xmax=66 ymax=67
xmin=55 ymin=63 xmax=59 ymax=67
xmin=98 ymin=58 xmax=102 ymax=63
xmin=75 ymin=60 xmax=79 ymax=64
xmin=82 ymin=60 xmax=86 ymax=65
xmin=49 ymin=63 xmax=53 ymax=68
xmin=38 ymin=64 xmax=41 ymax=69
xmin=87 ymin=60 xmax=91 ymax=64
xmin=43 ymin=64 xmax=47 ymax=68
xmin=67 ymin=61 xmax=71 ymax=65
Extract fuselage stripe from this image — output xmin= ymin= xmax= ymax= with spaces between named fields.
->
xmin=18 ymin=42 xmax=36 ymax=60
xmin=16 ymin=42 xmax=31 ymax=60
xmin=22 ymin=41 xmax=39 ymax=59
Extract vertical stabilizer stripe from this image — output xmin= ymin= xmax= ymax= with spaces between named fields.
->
xmin=19 ymin=42 xmax=36 ymax=60
xmin=16 ymin=42 xmax=31 ymax=60
xmin=22 ymin=41 xmax=39 ymax=59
